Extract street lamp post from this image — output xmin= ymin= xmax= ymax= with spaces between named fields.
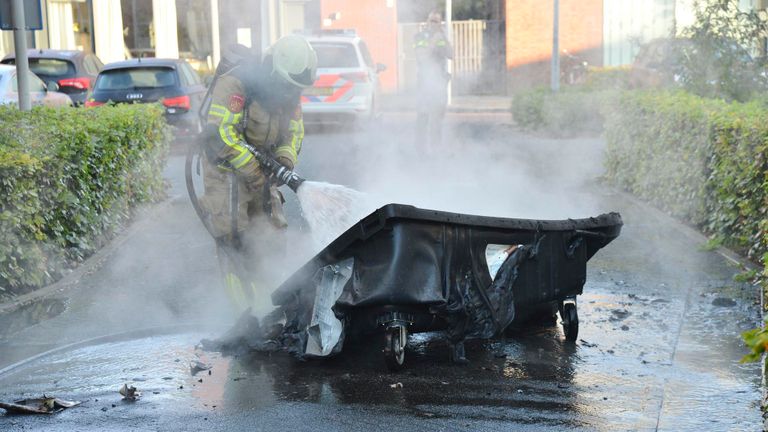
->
xmin=11 ymin=0 xmax=31 ymax=111
xmin=551 ymin=0 xmax=560 ymax=92
xmin=446 ymin=0 xmax=452 ymax=106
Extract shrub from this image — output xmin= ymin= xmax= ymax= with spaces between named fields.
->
xmin=511 ymin=87 xmax=617 ymax=137
xmin=604 ymin=91 xmax=767 ymax=260
xmin=583 ymin=66 xmax=632 ymax=91
xmin=603 ymin=91 xmax=721 ymax=226
xmin=0 ymin=104 xmax=170 ymax=295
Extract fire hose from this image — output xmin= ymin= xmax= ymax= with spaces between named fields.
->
xmin=185 ymin=139 xmax=306 ymax=239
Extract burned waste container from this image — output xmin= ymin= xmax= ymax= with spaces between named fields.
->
xmin=252 ymin=204 xmax=622 ymax=370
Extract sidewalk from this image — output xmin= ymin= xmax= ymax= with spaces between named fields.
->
xmin=448 ymin=95 xmax=513 ymax=113
xmin=380 ymin=93 xmax=512 ymax=114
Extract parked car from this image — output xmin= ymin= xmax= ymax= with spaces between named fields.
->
xmin=0 ymin=64 xmax=72 ymax=108
xmin=628 ymin=38 xmax=692 ymax=89
xmin=301 ymin=29 xmax=386 ymax=125
xmin=629 ymin=37 xmax=760 ymax=89
xmin=86 ymin=58 xmax=206 ymax=137
xmin=1 ymin=49 xmax=103 ymax=106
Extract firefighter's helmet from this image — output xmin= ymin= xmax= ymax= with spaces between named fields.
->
xmin=267 ymin=35 xmax=318 ymax=88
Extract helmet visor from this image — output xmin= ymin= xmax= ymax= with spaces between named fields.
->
xmin=289 ymin=68 xmax=314 ymax=87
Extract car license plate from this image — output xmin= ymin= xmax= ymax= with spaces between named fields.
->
xmin=303 ymin=87 xmax=334 ymax=96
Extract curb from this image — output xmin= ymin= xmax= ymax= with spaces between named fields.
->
xmin=380 ymin=108 xmax=512 ymax=115
xmin=447 ymin=107 xmax=512 ymax=114
xmin=0 ymin=197 xmax=177 ymax=318
xmin=0 ymin=322 xmax=216 ymax=377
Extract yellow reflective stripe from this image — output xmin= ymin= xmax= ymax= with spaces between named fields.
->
xmin=213 ymin=109 xmax=253 ymax=168
xmin=209 ymin=103 xmax=228 ymax=118
xmin=414 ymin=40 xmax=428 ymax=48
xmin=274 ymin=118 xmax=303 ymax=164
xmin=274 ymin=147 xmax=297 ymax=163
xmin=217 ymin=110 xmax=243 ymax=147
xmin=231 ymin=151 xmax=253 ymax=169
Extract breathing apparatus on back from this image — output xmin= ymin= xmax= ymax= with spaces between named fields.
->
xmin=197 ymin=43 xmax=252 ymax=124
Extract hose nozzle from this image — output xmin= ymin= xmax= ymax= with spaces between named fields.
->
xmin=243 ymin=142 xmax=305 ymax=192
xmin=273 ymin=165 xmax=305 ymax=192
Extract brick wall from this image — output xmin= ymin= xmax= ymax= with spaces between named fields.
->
xmin=505 ymin=0 xmax=603 ymax=91
xmin=320 ymin=0 xmax=399 ymax=92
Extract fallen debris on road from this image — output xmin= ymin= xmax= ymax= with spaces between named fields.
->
xmin=0 ymin=396 xmax=81 ymax=414
xmin=119 ymin=384 xmax=141 ymax=401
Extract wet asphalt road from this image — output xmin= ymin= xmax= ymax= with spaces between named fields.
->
xmin=0 ymin=114 xmax=763 ymax=431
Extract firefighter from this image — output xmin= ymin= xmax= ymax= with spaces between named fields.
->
xmin=199 ymin=35 xmax=317 ymax=314
xmin=413 ymin=10 xmax=453 ymax=154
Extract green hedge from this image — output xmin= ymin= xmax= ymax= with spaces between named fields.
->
xmin=511 ymin=87 xmax=616 ymax=137
xmin=604 ymin=90 xmax=768 ymax=265
xmin=511 ymin=68 xmax=631 ymax=137
xmin=0 ymin=105 xmax=170 ymax=295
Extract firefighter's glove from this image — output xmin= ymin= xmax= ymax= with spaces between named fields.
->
xmin=275 ymin=156 xmax=294 ymax=172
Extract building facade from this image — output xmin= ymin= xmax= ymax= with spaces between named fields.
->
xmin=0 ymin=0 xmax=314 ymax=73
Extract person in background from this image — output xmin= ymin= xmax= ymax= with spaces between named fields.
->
xmin=413 ymin=10 xmax=453 ymax=154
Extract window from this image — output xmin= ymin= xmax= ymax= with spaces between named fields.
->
xmin=92 ymin=55 xmax=104 ymax=70
xmin=180 ymin=63 xmax=201 ymax=86
xmin=83 ymin=56 xmax=100 ymax=75
xmin=121 ymin=0 xmax=154 ymax=58
xmin=12 ymin=73 xmax=46 ymax=92
xmin=176 ymin=0 xmax=213 ymax=64
xmin=358 ymin=41 xmax=374 ymax=67
xmin=310 ymin=43 xmax=360 ymax=68
xmin=29 ymin=74 xmax=46 ymax=92
xmin=2 ymin=58 xmax=75 ymax=78
xmin=95 ymin=67 xmax=177 ymax=90
xmin=177 ymin=66 xmax=189 ymax=86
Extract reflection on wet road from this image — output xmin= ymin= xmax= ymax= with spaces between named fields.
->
xmin=0 ymin=268 xmax=760 ymax=432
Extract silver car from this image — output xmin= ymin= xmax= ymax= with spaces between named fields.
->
xmin=0 ymin=64 xmax=72 ymax=108
xmin=302 ymin=30 xmax=386 ymax=125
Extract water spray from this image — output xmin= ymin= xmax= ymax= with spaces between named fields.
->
xmin=186 ymin=140 xmax=368 ymax=250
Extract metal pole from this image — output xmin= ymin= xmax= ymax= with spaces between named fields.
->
xmin=11 ymin=0 xmax=31 ymax=111
xmin=87 ymin=0 xmax=96 ymax=54
xmin=550 ymin=0 xmax=560 ymax=92
xmin=446 ymin=0 xmax=452 ymax=106
xmin=210 ymin=0 xmax=220 ymax=68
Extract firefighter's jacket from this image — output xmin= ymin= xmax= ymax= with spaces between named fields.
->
xmin=413 ymin=28 xmax=453 ymax=84
xmin=205 ymin=66 xmax=305 ymax=184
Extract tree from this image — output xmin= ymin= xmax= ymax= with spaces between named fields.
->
xmin=678 ymin=0 xmax=768 ymax=101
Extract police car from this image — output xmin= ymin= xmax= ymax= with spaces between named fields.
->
xmin=301 ymin=30 xmax=386 ymax=125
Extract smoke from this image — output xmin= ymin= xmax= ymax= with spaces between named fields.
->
xmin=1 ymin=2 xmax=746 ymax=364
xmin=348 ymin=119 xmax=607 ymax=221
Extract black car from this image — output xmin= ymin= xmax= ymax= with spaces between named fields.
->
xmin=1 ymin=49 xmax=103 ymax=106
xmin=86 ymin=58 xmax=206 ymax=137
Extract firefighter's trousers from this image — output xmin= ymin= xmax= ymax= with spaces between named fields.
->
xmin=199 ymin=157 xmax=287 ymax=315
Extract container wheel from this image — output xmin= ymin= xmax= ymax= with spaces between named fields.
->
xmin=562 ymin=302 xmax=579 ymax=342
xmin=383 ymin=325 xmax=406 ymax=371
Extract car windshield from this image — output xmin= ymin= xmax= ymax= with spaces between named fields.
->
xmin=311 ymin=43 xmax=360 ymax=68
xmin=96 ymin=67 xmax=176 ymax=90
xmin=2 ymin=58 xmax=74 ymax=77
